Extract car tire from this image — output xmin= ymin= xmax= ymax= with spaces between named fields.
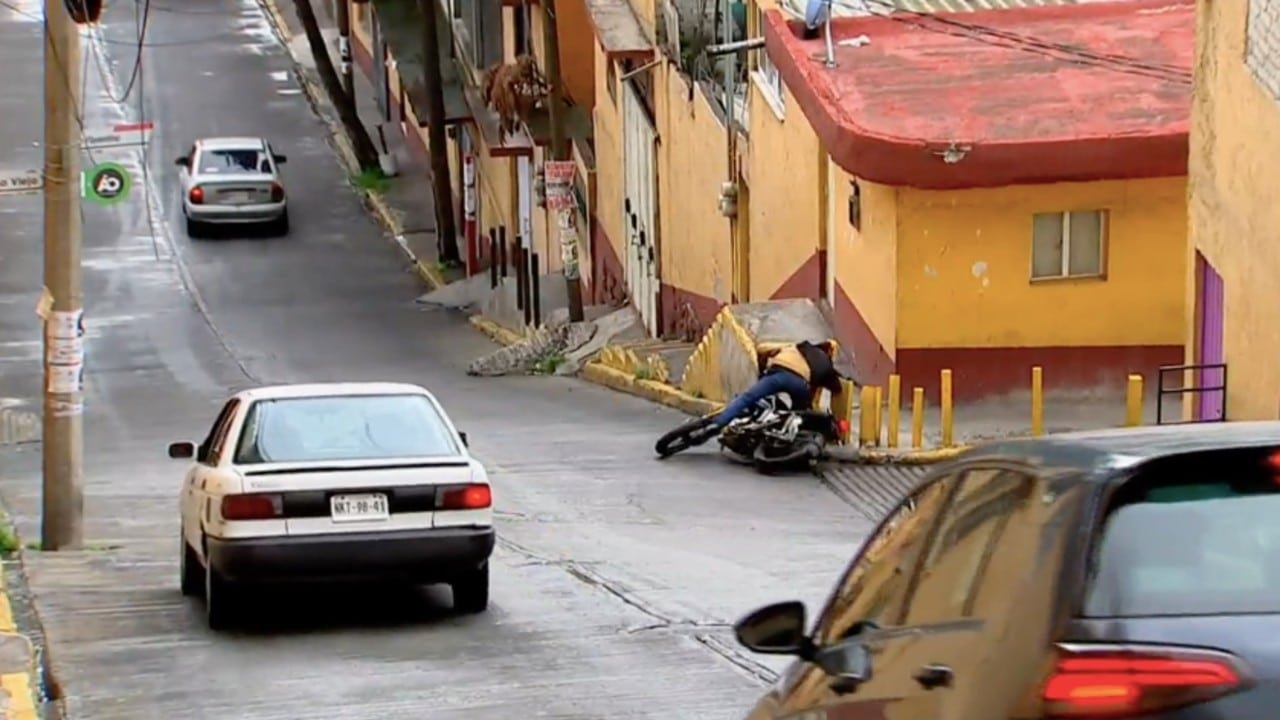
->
xmin=185 ymin=215 xmax=205 ymax=239
xmin=204 ymin=556 xmax=242 ymax=630
xmin=451 ymin=563 xmax=489 ymax=614
xmin=268 ymin=210 xmax=289 ymax=237
xmin=179 ymin=533 xmax=203 ymax=598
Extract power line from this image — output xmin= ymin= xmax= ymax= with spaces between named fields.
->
xmin=828 ymin=0 xmax=1192 ymax=85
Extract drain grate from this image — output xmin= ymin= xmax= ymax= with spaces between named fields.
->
xmin=822 ymin=465 xmax=930 ymax=521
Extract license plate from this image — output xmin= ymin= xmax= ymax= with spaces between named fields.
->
xmin=223 ymin=191 xmax=255 ymax=204
xmin=329 ymin=493 xmax=389 ymax=522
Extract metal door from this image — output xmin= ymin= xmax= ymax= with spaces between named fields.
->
xmin=622 ymin=81 xmax=658 ymax=336
xmin=1196 ymin=252 xmax=1225 ymax=420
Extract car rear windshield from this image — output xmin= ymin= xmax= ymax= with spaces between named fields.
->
xmin=198 ymin=148 xmax=271 ymax=174
xmin=233 ymin=394 xmax=458 ymax=464
xmin=1083 ymin=446 xmax=1280 ymax=617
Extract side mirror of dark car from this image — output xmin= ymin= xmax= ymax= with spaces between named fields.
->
xmin=458 ymin=431 xmax=469 ymax=447
xmin=174 ymin=156 xmax=188 ymax=167
xmin=273 ymin=154 xmax=287 ymax=164
xmin=734 ymin=600 xmax=812 ymax=657
xmin=168 ymin=441 xmax=195 ymax=459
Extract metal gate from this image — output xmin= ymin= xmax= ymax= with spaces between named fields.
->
xmin=622 ymin=81 xmax=658 ymax=336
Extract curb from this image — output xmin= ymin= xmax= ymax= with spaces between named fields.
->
xmin=0 ymin=559 xmax=39 ymax=720
xmin=854 ymin=445 xmax=972 ymax=465
xmin=254 ymin=0 xmax=442 ymax=293
xmin=468 ymin=315 xmax=526 ymax=347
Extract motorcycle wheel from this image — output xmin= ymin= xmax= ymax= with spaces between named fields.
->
xmin=753 ymin=438 xmax=823 ymax=475
xmin=655 ymin=417 xmax=716 ymax=459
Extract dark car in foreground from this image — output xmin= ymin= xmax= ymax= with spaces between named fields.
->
xmin=734 ymin=421 xmax=1280 ymax=719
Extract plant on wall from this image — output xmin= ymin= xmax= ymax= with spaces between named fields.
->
xmin=482 ymin=54 xmax=550 ymax=139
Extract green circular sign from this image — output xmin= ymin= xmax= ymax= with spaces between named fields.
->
xmin=85 ymin=162 xmax=131 ymax=206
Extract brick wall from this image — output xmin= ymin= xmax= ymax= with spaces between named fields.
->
xmin=1248 ymin=0 xmax=1280 ymax=101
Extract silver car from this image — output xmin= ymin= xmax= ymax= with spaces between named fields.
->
xmin=175 ymin=137 xmax=289 ymax=237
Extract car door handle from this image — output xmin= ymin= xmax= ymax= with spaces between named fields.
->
xmin=913 ymin=663 xmax=953 ymax=690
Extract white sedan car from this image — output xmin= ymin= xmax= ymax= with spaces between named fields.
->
xmin=169 ymin=382 xmax=494 ymax=630
xmin=174 ymin=136 xmax=290 ymax=238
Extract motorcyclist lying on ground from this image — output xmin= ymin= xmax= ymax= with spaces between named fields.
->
xmin=688 ymin=339 xmax=848 ymax=445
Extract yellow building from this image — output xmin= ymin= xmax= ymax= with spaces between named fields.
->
xmin=1186 ymin=0 xmax=1280 ymax=421
xmin=739 ymin=1 xmax=1195 ymax=399
xmin=349 ymin=0 xmax=598 ymax=312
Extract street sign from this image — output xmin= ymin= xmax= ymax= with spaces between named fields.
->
xmin=0 ymin=169 xmax=43 ymax=196
xmin=544 ymin=161 xmax=576 ymax=211
xmin=83 ymin=162 xmax=132 ymax=206
xmin=82 ymin=121 xmax=154 ymax=150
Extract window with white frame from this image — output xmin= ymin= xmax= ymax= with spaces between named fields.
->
xmin=753 ymin=9 xmax=785 ymax=118
xmin=1031 ymin=210 xmax=1106 ymax=280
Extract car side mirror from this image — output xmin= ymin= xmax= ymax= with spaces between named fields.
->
xmin=174 ymin=156 xmax=188 ymax=167
xmin=734 ymin=600 xmax=811 ymax=657
xmin=458 ymin=431 xmax=468 ymax=447
xmin=168 ymin=441 xmax=195 ymax=459
xmin=273 ymin=154 xmax=287 ymax=164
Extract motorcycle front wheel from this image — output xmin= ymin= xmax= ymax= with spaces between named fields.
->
xmin=655 ymin=416 xmax=716 ymax=459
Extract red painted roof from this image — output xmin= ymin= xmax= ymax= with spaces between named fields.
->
xmin=762 ymin=0 xmax=1194 ymax=189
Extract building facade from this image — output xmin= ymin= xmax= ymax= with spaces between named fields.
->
xmin=1186 ymin=0 xmax=1280 ymax=420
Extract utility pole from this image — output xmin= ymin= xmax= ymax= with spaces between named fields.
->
xmin=295 ymin=0 xmax=379 ymax=169
xmin=42 ymin=0 xmax=84 ymax=551
xmin=540 ymin=0 xmax=584 ymax=322
xmin=335 ymin=0 xmax=355 ymax=103
xmin=417 ymin=0 xmax=460 ymax=264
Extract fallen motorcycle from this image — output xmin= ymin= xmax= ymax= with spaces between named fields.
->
xmin=654 ymin=395 xmax=848 ymax=474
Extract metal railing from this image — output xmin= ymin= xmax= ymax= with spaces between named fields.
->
xmin=1155 ymin=363 xmax=1228 ymax=425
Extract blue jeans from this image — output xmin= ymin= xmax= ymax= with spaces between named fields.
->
xmin=714 ymin=369 xmax=810 ymax=427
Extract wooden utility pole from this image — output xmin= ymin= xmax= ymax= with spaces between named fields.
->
xmin=295 ymin=0 xmax=379 ymax=169
xmin=417 ymin=0 xmax=460 ymax=264
xmin=540 ymin=0 xmax=584 ymax=321
xmin=335 ymin=0 xmax=355 ymax=102
xmin=42 ymin=0 xmax=85 ymax=551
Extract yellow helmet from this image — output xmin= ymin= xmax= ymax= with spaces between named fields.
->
xmin=825 ymin=338 xmax=840 ymax=357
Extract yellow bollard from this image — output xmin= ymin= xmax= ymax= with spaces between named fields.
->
xmin=1031 ymin=366 xmax=1044 ymax=436
xmin=1125 ymin=374 xmax=1143 ymax=427
xmin=834 ymin=378 xmax=856 ymax=444
xmin=911 ymin=387 xmax=924 ymax=449
xmin=871 ymin=386 xmax=883 ymax=447
xmin=859 ymin=385 xmax=877 ymax=446
xmin=886 ymin=374 xmax=901 ymax=449
xmin=940 ymin=369 xmax=954 ymax=447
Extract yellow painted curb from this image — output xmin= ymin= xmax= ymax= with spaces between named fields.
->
xmin=468 ymin=315 xmax=526 ymax=347
xmin=856 ymin=445 xmax=973 ymax=465
xmin=581 ymin=362 xmax=723 ymax=417
xmin=0 ymin=559 xmax=39 ymax=719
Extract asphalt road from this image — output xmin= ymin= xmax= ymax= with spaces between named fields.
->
xmin=0 ymin=1 xmax=875 ymax=717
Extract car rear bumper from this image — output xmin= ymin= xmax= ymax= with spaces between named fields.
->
xmin=185 ymin=201 xmax=285 ymax=223
xmin=206 ymin=526 xmax=495 ymax=583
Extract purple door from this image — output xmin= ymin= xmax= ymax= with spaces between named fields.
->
xmin=1196 ymin=252 xmax=1225 ymax=420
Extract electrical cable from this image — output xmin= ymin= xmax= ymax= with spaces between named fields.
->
xmin=830 ymin=0 xmax=1192 ymax=85
xmin=132 ymin=0 xmax=162 ymax=259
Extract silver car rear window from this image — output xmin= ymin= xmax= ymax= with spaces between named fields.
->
xmin=233 ymin=394 xmax=458 ymax=464
xmin=199 ymin=149 xmax=271 ymax=174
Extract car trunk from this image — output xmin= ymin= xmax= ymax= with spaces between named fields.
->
xmin=239 ymin=459 xmax=472 ymax=536
xmin=198 ymin=173 xmax=276 ymax=205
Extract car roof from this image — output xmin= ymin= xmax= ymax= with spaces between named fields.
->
xmin=961 ymin=421 xmax=1280 ymax=478
xmin=232 ymin=382 xmax=434 ymax=402
xmin=196 ymin=136 xmax=267 ymax=151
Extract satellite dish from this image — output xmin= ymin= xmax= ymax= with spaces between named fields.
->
xmin=803 ymin=0 xmax=830 ymax=30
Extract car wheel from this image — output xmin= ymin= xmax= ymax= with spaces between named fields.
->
xmin=204 ymin=555 xmax=242 ymax=630
xmin=451 ymin=563 xmax=489 ymax=614
xmin=179 ymin=532 xmax=203 ymax=598
xmin=268 ymin=210 xmax=289 ymax=237
xmin=185 ymin=215 xmax=204 ymax=239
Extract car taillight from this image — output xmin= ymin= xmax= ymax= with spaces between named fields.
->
xmin=439 ymin=484 xmax=492 ymax=510
xmin=1042 ymin=645 xmax=1249 ymax=717
xmin=220 ymin=493 xmax=283 ymax=520
xmin=188 ymin=186 xmax=204 ymax=204
xmin=836 ymin=418 xmax=851 ymax=437
xmin=270 ymin=182 xmax=284 ymax=202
